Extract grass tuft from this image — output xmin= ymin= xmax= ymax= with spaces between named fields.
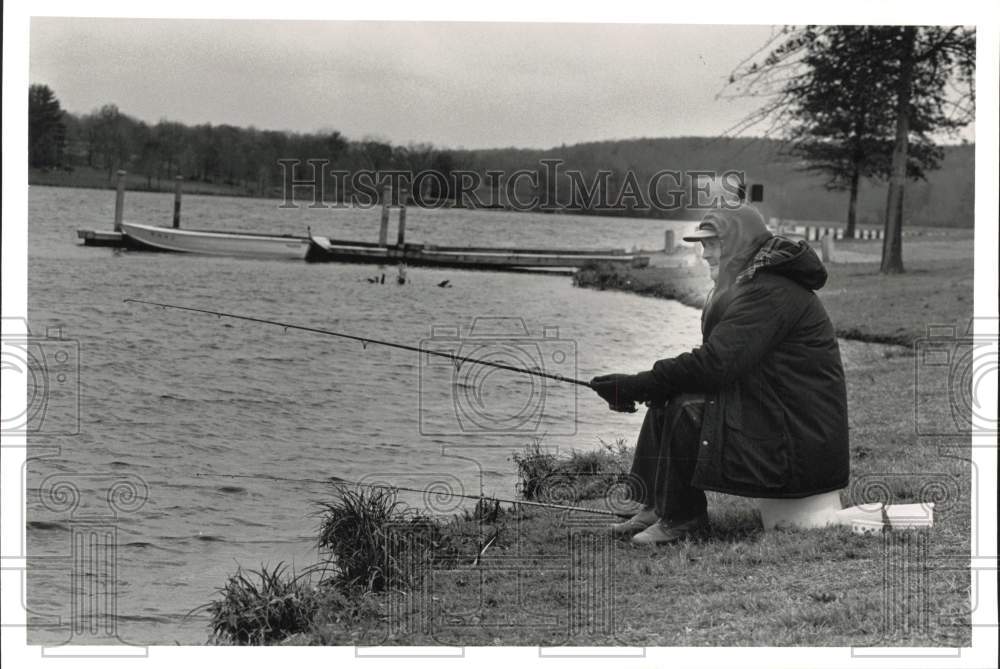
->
xmin=316 ymin=486 xmax=460 ymax=592
xmin=510 ymin=439 xmax=559 ymax=500
xmin=205 ymin=562 xmax=319 ymax=645
xmin=511 ymin=437 xmax=633 ymax=502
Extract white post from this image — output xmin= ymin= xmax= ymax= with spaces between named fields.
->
xmin=821 ymin=234 xmax=835 ymax=263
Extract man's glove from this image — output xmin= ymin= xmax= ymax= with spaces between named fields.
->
xmin=590 ymin=372 xmax=663 ymax=412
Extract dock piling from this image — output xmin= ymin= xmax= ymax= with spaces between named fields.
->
xmin=379 ymin=187 xmax=390 ymax=246
xmin=396 ymin=189 xmax=408 ymax=247
xmin=664 ymin=229 xmax=676 ymax=253
xmin=172 ymin=176 xmax=184 ymax=228
xmin=113 ymin=170 xmax=127 ymax=232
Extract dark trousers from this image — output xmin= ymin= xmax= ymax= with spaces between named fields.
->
xmin=626 ymin=394 xmax=707 ymax=523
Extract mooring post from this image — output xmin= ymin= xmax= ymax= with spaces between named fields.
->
xmin=172 ymin=175 xmax=183 ymax=228
xmin=664 ymin=229 xmax=675 ymax=253
xmin=379 ymin=186 xmax=390 ymax=246
xmin=821 ymin=233 xmax=835 ymax=263
xmin=113 ymin=170 xmax=127 ymax=232
xmin=396 ymin=188 xmax=408 ymax=247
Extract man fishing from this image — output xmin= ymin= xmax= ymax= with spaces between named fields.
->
xmin=590 ymin=204 xmax=849 ymax=545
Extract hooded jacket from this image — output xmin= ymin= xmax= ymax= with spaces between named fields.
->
xmin=649 ymin=206 xmax=850 ymax=498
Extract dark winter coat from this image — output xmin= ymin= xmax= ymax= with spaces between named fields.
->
xmin=649 ymin=207 xmax=850 ymax=498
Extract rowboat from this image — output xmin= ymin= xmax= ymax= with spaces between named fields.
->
xmin=305 ymin=234 xmax=650 ymax=271
xmin=119 ymin=221 xmax=310 ymax=259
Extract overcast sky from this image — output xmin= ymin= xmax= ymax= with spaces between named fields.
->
xmin=29 ymin=19 xmax=794 ymax=149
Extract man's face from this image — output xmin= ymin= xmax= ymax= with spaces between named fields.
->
xmin=700 ymin=237 xmax=722 ymax=280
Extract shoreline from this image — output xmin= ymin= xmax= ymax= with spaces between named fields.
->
xmin=573 ymin=236 xmax=975 ymax=348
xmin=572 ymin=259 xmax=711 ymax=311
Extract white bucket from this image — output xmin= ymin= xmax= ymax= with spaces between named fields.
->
xmin=756 ymin=491 xmax=934 ymax=533
xmin=756 ymin=491 xmax=845 ymax=530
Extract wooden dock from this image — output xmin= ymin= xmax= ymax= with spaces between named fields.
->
xmin=75 ymin=171 xmax=654 ymax=271
xmin=77 ymin=229 xmax=127 ymax=247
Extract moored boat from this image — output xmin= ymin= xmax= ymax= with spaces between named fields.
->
xmin=120 ymin=221 xmax=310 ymax=259
xmin=306 ymin=234 xmax=650 ymax=271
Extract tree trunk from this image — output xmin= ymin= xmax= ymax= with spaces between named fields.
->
xmin=846 ymin=167 xmax=860 ymax=239
xmin=880 ymin=27 xmax=916 ymax=274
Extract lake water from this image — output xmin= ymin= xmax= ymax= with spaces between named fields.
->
xmin=23 ymin=185 xmax=704 ymax=645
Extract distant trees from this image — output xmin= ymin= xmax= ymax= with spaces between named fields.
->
xmin=28 ymin=84 xmax=66 ymax=168
xmin=29 ymin=85 xmax=456 ymax=198
xmin=27 ymin=83 xmax=974 ymax=227
xmin=355 ymin=139 xmax=394 ymax=171
xmin=154 ymin=121 xmax=187 ymax=182
xmin=90 ymin=104 xmax=132 ymax=178
xmin=725 ymin=26 xmax=975 ymax=273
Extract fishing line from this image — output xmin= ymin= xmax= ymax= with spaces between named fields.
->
xmin=124 ymin=299 xmax=592 ymax=388
xmin=194 ymin=472 xmax=630 ymax=518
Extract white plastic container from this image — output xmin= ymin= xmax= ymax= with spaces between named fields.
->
xmin=755 ymin=491 xmax=934 ymax=533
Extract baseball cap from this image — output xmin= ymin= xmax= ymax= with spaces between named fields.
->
xmin=682 ymin=221 xmax=719 ymax=242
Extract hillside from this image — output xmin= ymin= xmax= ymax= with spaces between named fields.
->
xmin=32 ymin=97 xmax=974 ymax=228
xmin=455 ymin=137 xmax=975 ymax=227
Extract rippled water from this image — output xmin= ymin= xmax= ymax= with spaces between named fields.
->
xmin=23 ymin=185 xmax=703 ymax=644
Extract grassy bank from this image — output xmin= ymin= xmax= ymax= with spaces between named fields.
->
xmin=575 ymin=235 xmax=975 ymax=347
xmin=201 ymin=236 xmax=973 ymax=647
xmin=203 ymin=349 xmax=972 ymax=647
xmin=821 ymin=258 xmax=974 ymax=345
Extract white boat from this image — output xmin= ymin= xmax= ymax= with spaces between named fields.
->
xmin=120 ymin=221 xmax=310 ymax=259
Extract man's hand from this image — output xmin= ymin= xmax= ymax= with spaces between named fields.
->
xmin=590 ymin=374 xmax=640 ymax=412
xmin=590 ymin=371 xmax=665 ymax=412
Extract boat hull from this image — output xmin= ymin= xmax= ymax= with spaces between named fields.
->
xmin=120 ymin=222 xmax=310 ymax=259
xmin=306 ymin=236 xmax=650 ymax=271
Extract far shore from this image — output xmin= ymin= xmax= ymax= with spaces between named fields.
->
xmin=30 ymin=170 xmax=977 ymax=236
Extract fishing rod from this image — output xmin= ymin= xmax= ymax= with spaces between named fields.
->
xmin=195 ymin=472 xmax=631 ymax=518
xmin=124 ymin=299 xmax=592 ymax=388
